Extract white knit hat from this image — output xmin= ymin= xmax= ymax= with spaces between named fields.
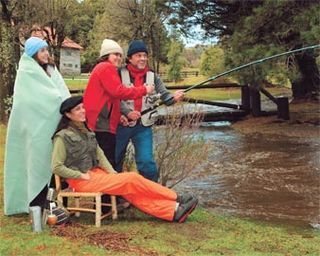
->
xmin=99 ymin=39 xmax=123 ymax=57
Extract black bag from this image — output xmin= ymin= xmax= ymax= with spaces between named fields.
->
xmin=43 ymin=202 xmax=70 ymax=225
xmin=51 ymin=204 xmax=70 ymax=225
xmin=43 ymin=187 xmax=70 ymax=225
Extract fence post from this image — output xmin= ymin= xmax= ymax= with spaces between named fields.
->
xmin=277 ymin=97 xmax=290 ymax=120
xmin=250 ymin=85 xmax=261 ymax=117
xmin=241 ymin=85 xmax=250 ymax=111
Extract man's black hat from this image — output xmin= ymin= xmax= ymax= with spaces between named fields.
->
xmin=60 ymin=96 xmax=83 ymax=114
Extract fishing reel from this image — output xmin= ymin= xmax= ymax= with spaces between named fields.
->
xmin=144 ymin=93 xmax=161 ymax=105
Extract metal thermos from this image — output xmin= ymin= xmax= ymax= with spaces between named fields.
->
xmin=46 ymin=188 xmax=55 ymax=201
xmin=29 ymin=206 xmax=43 ymax=232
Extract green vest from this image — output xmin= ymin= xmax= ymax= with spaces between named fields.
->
xmin=56 ymin=127 xmax=98 ymax=172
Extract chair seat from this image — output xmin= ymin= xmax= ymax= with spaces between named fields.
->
xmin=54 ymin=174 xmax=117 ymax=227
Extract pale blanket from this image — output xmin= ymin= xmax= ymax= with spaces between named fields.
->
xmin=4 ymin=53 xmax=70 ymax=215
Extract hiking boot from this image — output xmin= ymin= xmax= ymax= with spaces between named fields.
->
xmin=177 ymin=193 xmax=194 ymax=204
xmin=173 ymin=196 xmax=198 ymax=223
xmin=117 ymin=197 xmax=131 ymax=214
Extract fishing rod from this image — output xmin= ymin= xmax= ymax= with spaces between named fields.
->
xmin=140 ymin=44 xmax=320 ymax=117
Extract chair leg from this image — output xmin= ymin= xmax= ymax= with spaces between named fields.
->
xmin=75 ymin=197 xmax=80 ymax=217
xmin=95 ymin=195 xmax=101 ymax=227
xmin=111 ymin=195 xmax=118 ymax=220
xmin=57 ymin=194 xmax=63 ymax=205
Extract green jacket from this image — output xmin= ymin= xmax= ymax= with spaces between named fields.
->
xmin=52 ymin=125 xmax=116 ymax=179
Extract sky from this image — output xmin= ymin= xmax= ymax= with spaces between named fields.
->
xmin=176 ymin=24 xmax=217 ymax=47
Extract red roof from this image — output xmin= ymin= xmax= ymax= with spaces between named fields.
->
xmin=62 ymin=37 xmax=83 ymax=50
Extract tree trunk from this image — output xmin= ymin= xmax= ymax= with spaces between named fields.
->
xmin=292 ymin=50 xmax=320 ymax=101
xmin=0 ymin=22 xmax=20 ymax=123
xmin=52 ymin=46 xmax=61 ymax=71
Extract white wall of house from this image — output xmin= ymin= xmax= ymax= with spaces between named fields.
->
xmin=60 ymin=48 xmax=81 ymax=75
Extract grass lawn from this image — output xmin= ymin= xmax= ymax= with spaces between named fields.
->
xmin=1 ymin=124 xmax=319 ymax=255
xmin=64 ymin=72 xmax=291 ymax=102
xmin=64 ymin=79 xmax=88 ymax=91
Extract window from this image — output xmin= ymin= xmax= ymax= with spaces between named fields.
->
xmin=65 ymin=50 xmax=72 ymax=56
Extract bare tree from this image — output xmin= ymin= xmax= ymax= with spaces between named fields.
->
xmin=154 ymin=103 xmax=211 ymax=187
xmin=122 ymin=103 xmax=212 ymax=188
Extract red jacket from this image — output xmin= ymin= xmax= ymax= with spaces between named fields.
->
xmin=83 ymin=61 xmax=146 ymax=134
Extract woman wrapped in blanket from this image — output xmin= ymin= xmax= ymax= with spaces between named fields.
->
xmin=51 ymin=96 xmax=198 ymax=223
xmin=4 ymin=37 xmax=70 ymax=215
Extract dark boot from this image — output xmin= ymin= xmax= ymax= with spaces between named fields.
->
xmin=176 ymin=193 xmax=194 ymax=204
xmin=174 ymin=196 xmax=198 ymax=223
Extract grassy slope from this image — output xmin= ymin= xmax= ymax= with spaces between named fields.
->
xmin=64 ymin=74 xmax=291 ymax=102
xmin=1 ymin=122 xmax=319 ymax=255
xmin=0 ymin=72 xmax=318 ymax=255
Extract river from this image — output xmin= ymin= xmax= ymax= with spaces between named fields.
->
xmin=174 ymin=121 xmax=320 ymax=227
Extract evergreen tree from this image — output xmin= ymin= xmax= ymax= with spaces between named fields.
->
xmin=166 ymin=0 xmax=320 ymax=100
xmin=167 ymin=39 xmax=184 ymax=83
xmin=200 ymin=46 xmax=225 ymax=76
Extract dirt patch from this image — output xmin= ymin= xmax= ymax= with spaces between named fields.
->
xmin=51 ymin=223 xmax=158 ymax=255
xmin=232 ymin=102 xmax=320 ymax=138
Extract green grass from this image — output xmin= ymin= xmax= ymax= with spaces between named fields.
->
xmin=1 ymin=123 xmax=320 ymax=255
xmin=64 ymin=79 xmax=88 ymax=91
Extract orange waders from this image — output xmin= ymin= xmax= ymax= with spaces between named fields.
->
xmin=67 ymin=168 xmax=177 ymax=221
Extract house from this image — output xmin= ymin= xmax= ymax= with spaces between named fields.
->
xmin=28 ymin=25 xmax=83 ymax=76
xmin=59 ymin=37 xmax=83 ymax=76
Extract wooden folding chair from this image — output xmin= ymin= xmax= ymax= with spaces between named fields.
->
xmin=54 ymin=174 xmax=117 ymax=227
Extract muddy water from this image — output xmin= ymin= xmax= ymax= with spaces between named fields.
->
xmin=175 ymin=122 xmax=320 ymax=226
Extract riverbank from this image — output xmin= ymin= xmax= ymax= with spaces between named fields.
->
xmin=232 ymin=101 xmax=320 ymax=139
xmin=1 ymin=123 xmax=320 ymax=255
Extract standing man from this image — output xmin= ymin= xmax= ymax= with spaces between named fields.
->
xmin=115 ymin=40 xmax=184 ymax=182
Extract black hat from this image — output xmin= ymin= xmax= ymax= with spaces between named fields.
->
xmin=60 ymin=96 xmax=83 ymax=114
xmin=127 ymin=40 xmax=148 ymax=57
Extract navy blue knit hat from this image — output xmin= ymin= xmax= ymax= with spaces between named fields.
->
xmin=127 ymin=40 xmax=148 ymax=57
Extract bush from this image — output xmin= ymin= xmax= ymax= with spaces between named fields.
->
xmin=154 ymin=103 xmax=212 ymax=187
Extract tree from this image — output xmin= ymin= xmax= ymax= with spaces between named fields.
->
xmin=36 ymin=0 xmax=81 ymax=69
xmin=154 ymin=105 xmax=211 ymax=187
xmin=183 ymin=46 xmax=203 ymax=68
xmin=0 ymin=0 xmax=25 ymax=123
xmin=0 ymin=0 xmax=82 ymax=122
xmin=68 ymin=0 xmax=106 ymax=71
xmin=166 ymin=0 xmax=320 ymax=100
xmin=167 ymin=39 xmax=184 ymax=83
xmin=200 ymin=45 xmax=225 ymax=76
xmin=84 ymin=0 xmax=170 ymax=72
xmin=121 ymin=104 xmax=212 ymax=188
xmin=227 ymin=1 xmax=320 ymax=99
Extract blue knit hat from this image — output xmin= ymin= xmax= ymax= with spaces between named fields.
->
xmin=24 ymin=37 xmax=48 ymax=57
xmin=127 ymin=40 xmax=148 ymax=57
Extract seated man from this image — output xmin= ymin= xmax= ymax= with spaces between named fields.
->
xmin=51 ymin=96 xmax=198 ymax=223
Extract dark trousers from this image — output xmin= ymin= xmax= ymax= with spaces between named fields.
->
xmin=95 ymin=131 xmax=116 ymax=167
xmin=29 ymin=185 xmax=48 ymax=209
xmin=30 ymin=175 xmax=68 ymax=209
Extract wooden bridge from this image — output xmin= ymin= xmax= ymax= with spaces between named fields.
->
xmin=154 ymin=83 xmax=289 ymax=124
xmin=70 ymin=83 xmax=289 ymax=124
